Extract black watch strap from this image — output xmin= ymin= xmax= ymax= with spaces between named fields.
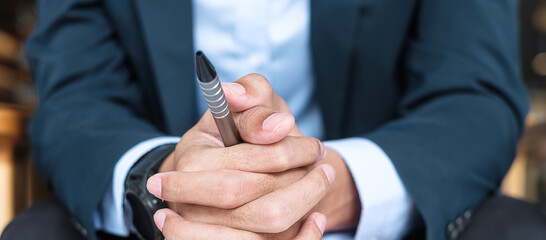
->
xmin=124 ymin=144 xmax=175 ymax=240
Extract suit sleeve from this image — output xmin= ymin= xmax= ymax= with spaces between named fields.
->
xmin=364 ymin=1 xmax=528 ymax=239
xmin=27 ymin=0 xmax=166 ymax=239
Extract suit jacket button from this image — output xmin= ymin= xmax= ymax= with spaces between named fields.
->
xmin=447 ymin=222 xmax=456 ymax=232
xmin=456 ymin=216 xmax=464 ymax=226
xmin=463 ymin=210 xmax=472 ymax=219
xmin=449 ymin=229 xmax=460 ymax=240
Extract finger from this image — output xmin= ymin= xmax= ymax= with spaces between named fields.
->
xmin=191 ymin=99 xmax=301 ymax=148
xmin=155 ymin=208 xmax=261 ymax=240
xmin=191 ymin=74 xmax=302 ymax=147
xmin=223 ymin=74 xmax=302 ymax=137
xmin=180 ymin=136 xmax=325 ymax=172
xmin=179 ymin=164 xmax=335 ymax=233
xmin=293 ymin=212 xmax=326 ymax=240
xmin=222 ymin=73 xmax=289 ymax=113
xmin=246 ymin=164 xmax=334 ymax=233
xmin=232 ymin=106 xmax=295 ymax=144
xmin=147 ymin=170 xmax=277 ymax=209
xmin=196 ymin=106 xmax=294 ymax=145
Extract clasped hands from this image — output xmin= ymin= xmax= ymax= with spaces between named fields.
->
xmin=147 ymin=74 xmax=360 ymax=239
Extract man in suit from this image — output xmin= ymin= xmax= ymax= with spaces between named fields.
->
xmin=0 ymin=0 xmax=530 ymax=239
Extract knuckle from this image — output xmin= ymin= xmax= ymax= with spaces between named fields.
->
xmin=291 ymin=137 xmax=320 ymax=165
xmin=238 ymin=107 xmax=261 ymax=133
xmin=260 ymin=202 xmax=290 ymax=233
xmin=271 ymin=144 xmax=290 ymax=171
xmin=232 ymin=147 xmax=253 ymax=170
xmin=176 ymin=148 xmax=200 ymax=171
xmin=253 ymin=145 xmax=269 ymax=160
xmin=264 ymin=88 xmax=275 ymax=101
xmin=217 ymin=172 xmax=244 ymax=208
xmin=247 ymin=73 xmax=274 ymax=99
xmin=307 ymin=138 xmax=322 ymax=161
xmin=247 ymin=73 xmax=268 ymax=84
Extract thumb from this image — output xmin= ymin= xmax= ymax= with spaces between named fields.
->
xmin=234 ymin=106 xmax=295 ymax=144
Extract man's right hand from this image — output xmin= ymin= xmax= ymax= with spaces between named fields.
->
xmin=154 ymin=208 xmax=327 ymax=239
xmin=147 ymin=74 xmax=334 ymax=239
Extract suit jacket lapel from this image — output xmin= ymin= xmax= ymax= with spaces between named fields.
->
xmin=134 ymin=0 xmax=196 ymax=135
xmin=311 ymin=0 xmax=360 ymax=139
xmin=132 ymin=0 xmax=361 ymax=137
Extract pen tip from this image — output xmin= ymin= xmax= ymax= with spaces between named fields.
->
xmin=196 ymin=51 xmax=217 ymax=83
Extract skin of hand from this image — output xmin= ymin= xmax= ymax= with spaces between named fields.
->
xmin=154 ymin=208 xmax=327 ymax=239
xmin=147 ymin=74 xmax=361 ymax=238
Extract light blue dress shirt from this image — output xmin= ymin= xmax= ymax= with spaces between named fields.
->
xmin=95 ymin=0 xmax=414 ymax=239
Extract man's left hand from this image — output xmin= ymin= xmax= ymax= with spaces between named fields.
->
xmin=147 ymin=74 xmax=361 ymax=237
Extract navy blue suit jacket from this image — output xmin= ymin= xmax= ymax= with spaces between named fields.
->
xmin=27 ymin=0 xmax=528 ymax=239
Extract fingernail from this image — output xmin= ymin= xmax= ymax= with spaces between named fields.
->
xmin=314 ymin=213 xmax=326 ymax=234
xmin=321 ymin=165 xmax=335 ymax=184
xmin=154 ymin=210 xmax=166 ymax=231
xmin=223 ymin=83 xmax=246 ymax=96
xmin=318 ymin=141 xmax=326 ymax=161
xmin=147 ymin=176 xmax=162 ymax=197
xmin=262 ymin=112 xmax=291 ymax=132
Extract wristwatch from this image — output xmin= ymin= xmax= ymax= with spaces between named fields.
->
xmin=124 ymin=144 xmax=176 ymax=240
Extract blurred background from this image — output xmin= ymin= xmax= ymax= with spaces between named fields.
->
xmin=1 ymin=0 xmax=546 ymax=234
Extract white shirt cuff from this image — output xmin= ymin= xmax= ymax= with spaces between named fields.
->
xmin=94 ymin=136 xmax=180 ymax=236
xmin=324 ymin=138 xmax=413 ymax=240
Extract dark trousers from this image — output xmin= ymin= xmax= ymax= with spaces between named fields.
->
xmin=1 ymin=199 xmax=86 ymax=240
xmin=0 ymin=198 xmax=135 ymax=240
xmin=2 ymin=196 xmax=546 ymax=240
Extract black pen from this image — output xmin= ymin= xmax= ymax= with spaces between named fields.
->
xmin=195 ymin=51 xmax=242 ymax=147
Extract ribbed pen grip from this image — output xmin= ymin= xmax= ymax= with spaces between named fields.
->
xmin=198 ymin=76 xmax=230 ymax=118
